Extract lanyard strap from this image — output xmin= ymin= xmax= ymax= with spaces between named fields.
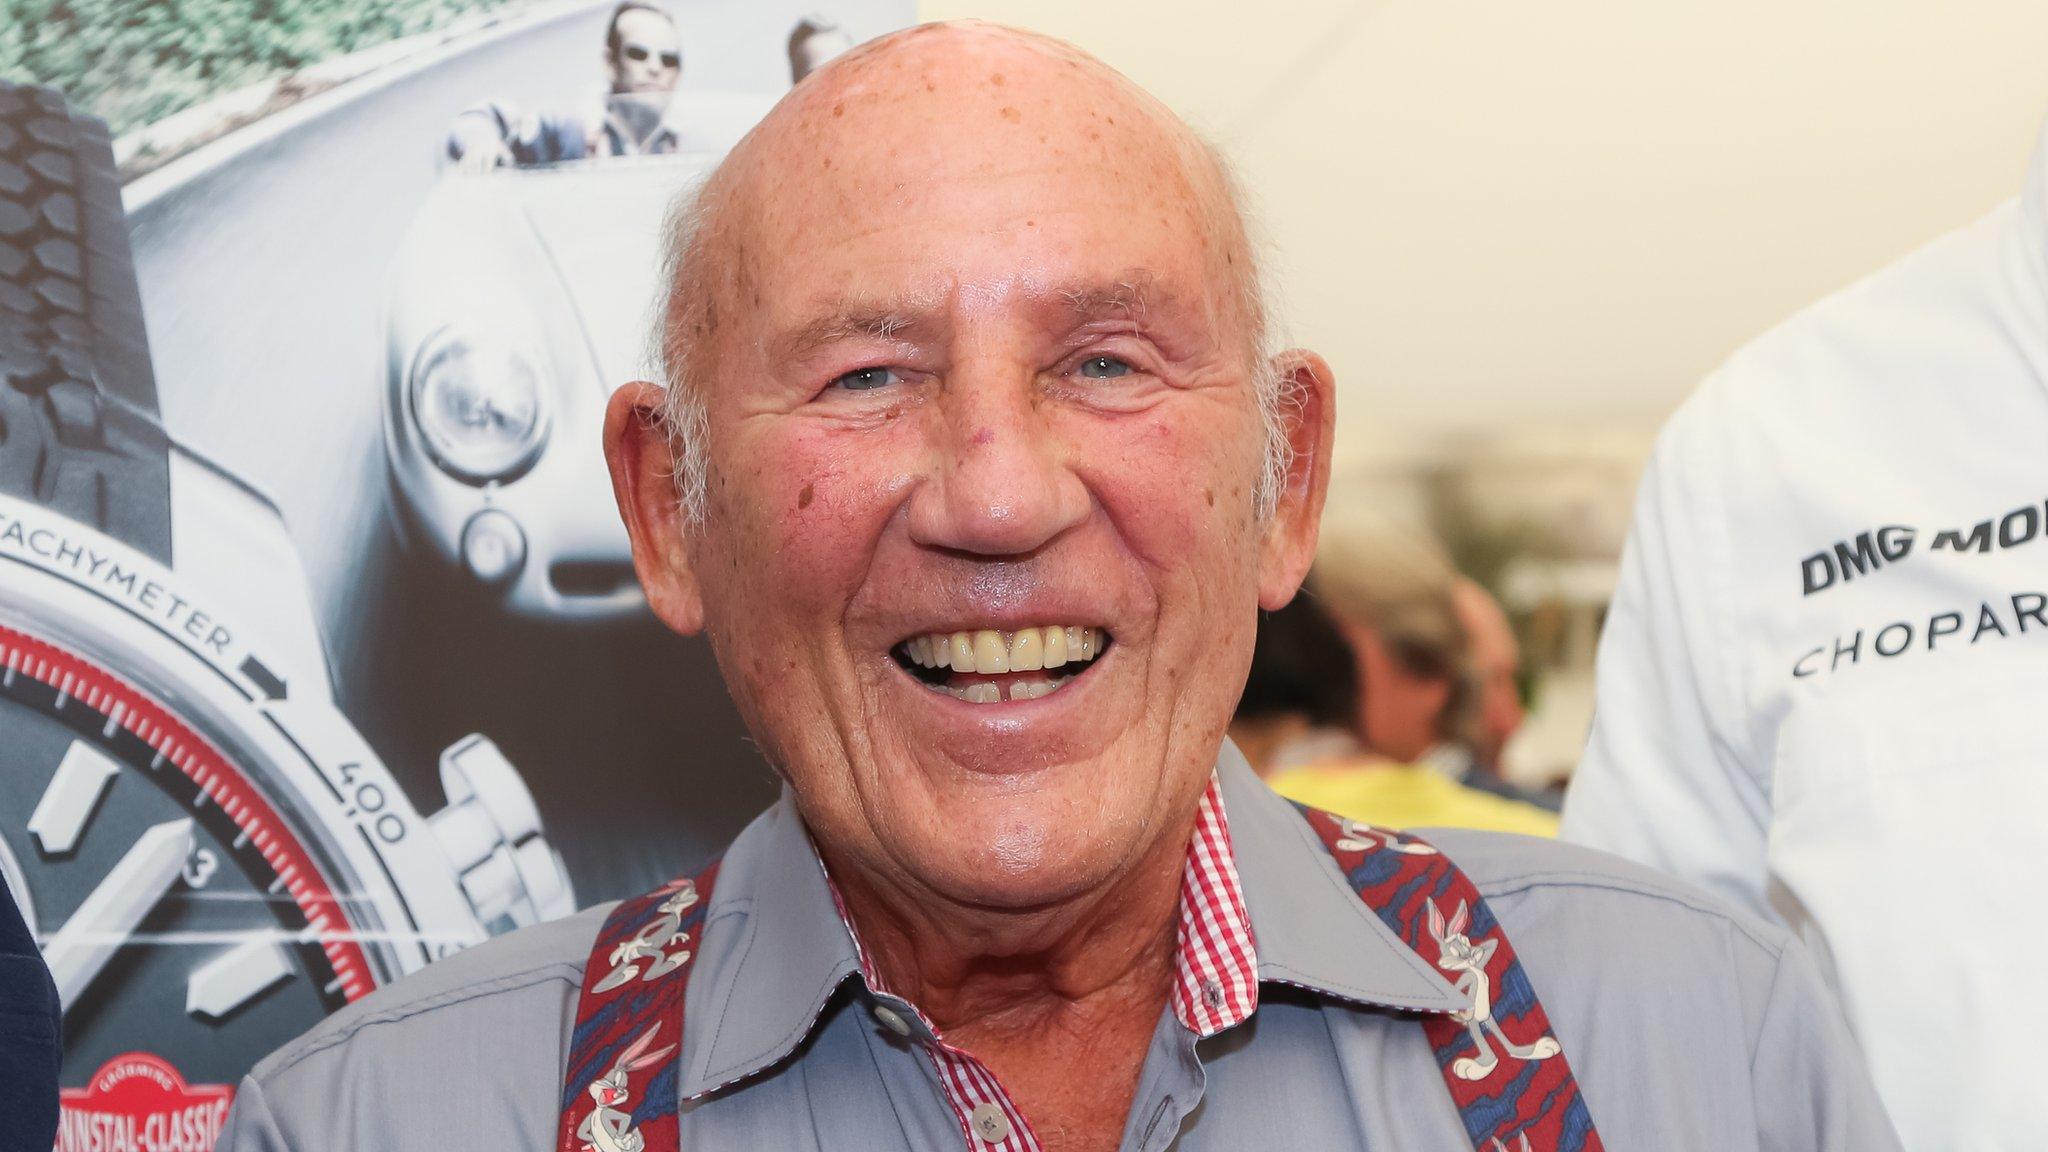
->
xmin=557 ymin=810 xmax=1602 ymax=1152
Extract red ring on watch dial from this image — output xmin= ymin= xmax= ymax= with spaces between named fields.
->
xmin=1 ymin=623 xmax=378 ymax=1000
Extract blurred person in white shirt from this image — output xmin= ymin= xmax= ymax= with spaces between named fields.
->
xmin=1563 ymin=112 xmax=2048 ymax=1152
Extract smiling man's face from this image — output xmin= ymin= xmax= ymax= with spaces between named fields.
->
xmin=609 ymin=24 xmax=1332 ymax=915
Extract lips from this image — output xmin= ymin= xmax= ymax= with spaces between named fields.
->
xmin=893 ymin=625 xmax=1110 ymax=703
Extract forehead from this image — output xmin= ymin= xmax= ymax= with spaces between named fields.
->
xmin=615 ymin=8 xmax=676 ymax=46
xmin=724 ymin=38 xmax=1234 ymax=329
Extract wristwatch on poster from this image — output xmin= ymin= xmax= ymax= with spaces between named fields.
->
xmin=0 ymin=83 xmax=576 ymax=1142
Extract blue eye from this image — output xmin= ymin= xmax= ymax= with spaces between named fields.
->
xmin=1077 ymin=356 xmax=1132 ymax=379
xmin=830 ymin=366 xmax=899 ymax=392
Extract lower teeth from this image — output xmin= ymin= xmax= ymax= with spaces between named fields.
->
xmin=941 ymin=678 xmax=1065 ymax=703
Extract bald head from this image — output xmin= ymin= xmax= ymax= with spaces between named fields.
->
xmin=653 ymin=21 xmax=1280 ymax=521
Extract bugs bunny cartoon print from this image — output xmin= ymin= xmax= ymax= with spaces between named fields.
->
xmin=1334 ymin=818 xmax=1440 ymax=856
xmin=591 ymin=879 xmax=700 ymax=994
xmin=577 ymin=1024 xmax=676 ymax=1152
xmin=1428 ymin=899 xmax=1562 ymax=1080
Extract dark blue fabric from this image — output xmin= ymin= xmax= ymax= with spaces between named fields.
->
xmin=508 ymin=112 xmax=594 ymax=166
xmin=0 ymin=878 xmax=60 ymax=1152
xmin=1462 ymin=768 xmax=1565 ymax=813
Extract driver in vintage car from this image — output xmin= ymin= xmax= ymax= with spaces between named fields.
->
xmin=445 ymin=0 xmax=684 ymax=169
xmin=219 ymin=22 xmax=1900 ymax=1152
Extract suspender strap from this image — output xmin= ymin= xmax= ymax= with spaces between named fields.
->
xmin=1296 ymin=805 xmax=1603 ymax=1152
xmin=557 ymin=809 xmax=1603 ymax=1152
xmin=557 ymin=861 xmax=720 ymax=1152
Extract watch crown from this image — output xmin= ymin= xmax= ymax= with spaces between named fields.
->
xmin=428 ymin=734 xmax=576 ymax=931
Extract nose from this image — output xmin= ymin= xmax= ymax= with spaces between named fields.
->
xmin=906 ymin=354 xmax=1090 ymax=557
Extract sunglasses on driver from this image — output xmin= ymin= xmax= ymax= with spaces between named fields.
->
xmin=623 ymin=44 xmax=682 ymax=68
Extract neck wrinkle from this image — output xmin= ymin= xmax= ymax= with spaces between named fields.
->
xmin=815 ymin=808 xmax=1193 ymax=1040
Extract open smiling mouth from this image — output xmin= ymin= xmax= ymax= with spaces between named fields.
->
xmin=893 ymin=626 xmax=1112 ymax=704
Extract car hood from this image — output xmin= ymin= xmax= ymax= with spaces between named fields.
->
xmin=510 ymin=158 xmax=719 ymax=389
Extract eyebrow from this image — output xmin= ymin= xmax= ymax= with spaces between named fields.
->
xmin=1057 ymin=274 xmax=1158 ymax=325
xmin=775 ymin=306 xmax=927 ymax=361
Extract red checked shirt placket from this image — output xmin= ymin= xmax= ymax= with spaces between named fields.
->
xmin=826 ymin=777 xmax=1260 ymax=1152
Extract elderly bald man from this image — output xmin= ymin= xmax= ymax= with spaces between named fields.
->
xmin=216 ymin=23 xmax=1897 ymax=1152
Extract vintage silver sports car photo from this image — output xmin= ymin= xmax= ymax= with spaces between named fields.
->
xmin=380 ymin=93 xmax=770 ymax=620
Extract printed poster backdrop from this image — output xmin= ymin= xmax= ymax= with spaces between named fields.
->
xmin=0 ymin=2 xmax=910 ymax=1147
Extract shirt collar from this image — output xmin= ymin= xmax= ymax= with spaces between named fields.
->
xmin=1213 ymin=741 xmax=1464 ymax=1013
xmin=677 ymin=743 xmax=1460 ymax=1096
xmin=674 ymin=792 xmax=862 ymax=1098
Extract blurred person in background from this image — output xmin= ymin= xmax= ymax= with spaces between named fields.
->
xmin=1319 ymin=516 xmax=1471 ymax=770
xmin=788 ymin=15 xmax=856 ymax=84
xmin=1 ymin=875 xmax=60 ymax=1151
xmin=1562 ymin=112 xmax=2048 ymax=1151
xmin=1247 ymin=516 xmax=1559 ymax=836
xmin=446 ymin=0 xmax=683 ymax=170
xmin=1228 ymin=591 xmax=1364 ymax=774
xmin=1452 ymin=579 xmax=1523 ymax=771
xmin=1450 ymin=577 xmax=1562 ymax=809
xmin=1318 ymin=513 xmax=1555 ymax=809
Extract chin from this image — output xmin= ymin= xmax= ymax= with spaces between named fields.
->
xmin=904 ymin=802 xmax=1151 ymax=913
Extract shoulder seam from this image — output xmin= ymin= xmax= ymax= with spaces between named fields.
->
xmin=257 ymin=961 xmax=586 ymax=1082
xmin=1475 ymin=868 xmax=1788 ymax=958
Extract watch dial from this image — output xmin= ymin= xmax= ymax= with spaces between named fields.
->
xmin=0 ymin=623 xmax=380 ymax=1092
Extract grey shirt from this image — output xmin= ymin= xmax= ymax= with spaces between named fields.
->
xmin=216 ymin=750 xmax=1899 ymax=1151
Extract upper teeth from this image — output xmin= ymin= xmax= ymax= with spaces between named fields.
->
xmin=904 ymin=626 xmax=1104 ymax=674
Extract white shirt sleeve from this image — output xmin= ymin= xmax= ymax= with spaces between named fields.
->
xmin=1559 ymin=389 xmax=1777 ymax=920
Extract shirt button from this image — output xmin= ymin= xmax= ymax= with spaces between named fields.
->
xmin=871 ymin=1004 xmax=912 ymax=1037
xmin=970 ymin=1102 xmax=1011 ymax=1144
xmin=1201 ymin=980 xmax=1225 ymax=1009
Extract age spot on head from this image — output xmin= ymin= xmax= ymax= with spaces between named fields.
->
xmin=799 ymin=483 xmax=816 ymax=510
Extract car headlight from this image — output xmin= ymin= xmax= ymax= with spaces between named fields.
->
xmin=408 ymin=327 xmax=549 ymax=483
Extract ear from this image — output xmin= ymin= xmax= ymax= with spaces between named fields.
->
xmin=1257 ymin=349 xmax=1337 ymax=611
xmin=604 ymin=381 xmax=706 ymax=635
